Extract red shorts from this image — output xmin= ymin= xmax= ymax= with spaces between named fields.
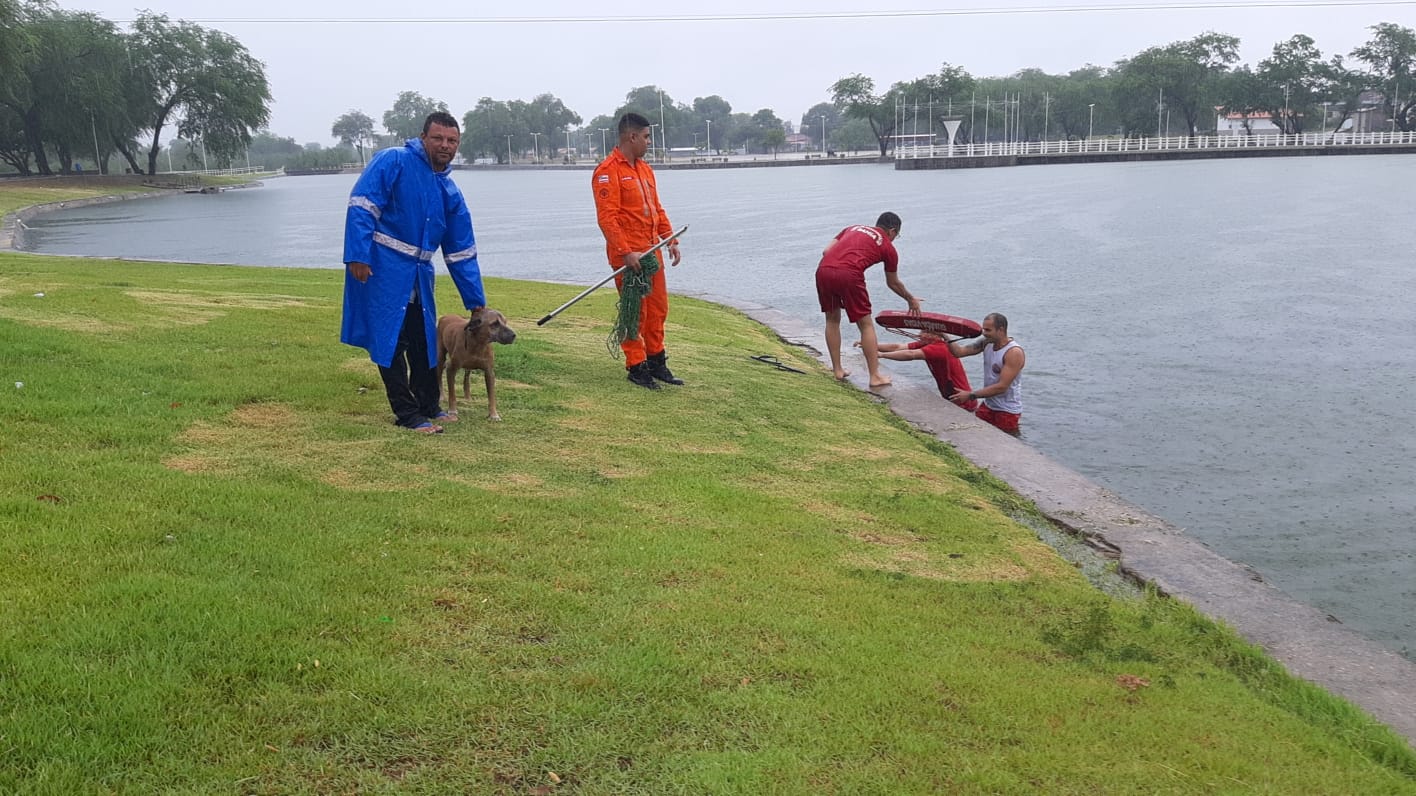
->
xmin=976 ymin=405 xmax=1021 ymax=434
xmin=815 ymin=267 xmax=872 ymax=322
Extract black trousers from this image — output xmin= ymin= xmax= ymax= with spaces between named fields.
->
xmin=378 ymin=297 xmax=442 ymax=428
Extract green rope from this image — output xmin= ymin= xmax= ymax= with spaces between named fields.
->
xmin=608 ymin=251 xmax=661 ymax=355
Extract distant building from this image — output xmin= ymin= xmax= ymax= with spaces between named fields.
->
xmin=1214 ymin=110 xmax=1283 ymax=135
xmin=785 ymin=132 xmax=812 ymax=151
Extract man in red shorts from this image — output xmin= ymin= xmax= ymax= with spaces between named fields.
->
xmin=946 ymin=313 xmax=1025 ymax=434
xmin=874 ymin=331 xmax=980 ymax=412
xmin=814 ymin=212 xmax=922 ymax=388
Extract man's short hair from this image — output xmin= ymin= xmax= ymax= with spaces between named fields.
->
xmin=984 ymin=312 xmax=1008 ymax=332
xmin=876 ymin=211 xmax=902 ymax=232
xmin=422 ymin=112 xmax=460 ymax=135
xmin=618 ymin=112 xmax=651 ymax=135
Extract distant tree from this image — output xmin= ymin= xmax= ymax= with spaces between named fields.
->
xmin=461 ymin=97 xmax=518 ymax=163
xmin=800 ymin=102 xmax=844 ymax=150
xmin=0 ymin=6 xmax=130 ymax=175
xmin=831 ymin=74 xmax=897 ymax=155
xmin=1113 ymin=32 xmax=1239 ymax=137
xmin=763 ymin=127 xmax=786 ymax=157
xmin=127 ymin=12 xmax=272 ymax=174
xmin=1352 ymin=22 xmax=1416 ymax=130
xmin=1257 ymin=34 xmax=1327 ymax=133
xmin=831 ymin=117 xmax=876 ymax=153
xmin=1214 ymin=66 xmax=1267 ymax=135
xmin=522 ymin=93 xmax=582 ymax=157
xmin=614 ymin=85 xmax=685 ymax=150
xmin=0 ymin=104 xmax=31 ymax=173
xmin=736 ymin=108 xmax=783 ymax=154
xmin=1321 ymin=55 xmax=1371 ymax=135
xmin=245 ymin=130 xmax=303 ymax=170
xmin=0 ymin=0 xmax=33 ymax=99
xmin=331 ymin=109 xmax=375 ymax=163
xmin=1050 ymin=65 xmax=1110 ymax=140
xmin=382 ymin=91 xmax=448 ymax=139
xmin=692 ymin=95 xmax=732 ymax=154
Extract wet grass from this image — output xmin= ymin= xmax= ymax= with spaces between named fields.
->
xmin=1 ymin=251 xmax=1414 ymax=794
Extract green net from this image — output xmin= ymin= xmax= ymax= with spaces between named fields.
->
xmin=608 ymin=251 xmax=661 ymax=355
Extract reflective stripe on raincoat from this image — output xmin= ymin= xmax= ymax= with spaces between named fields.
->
xmin=341 ymin=137 xmax=485 ymax=368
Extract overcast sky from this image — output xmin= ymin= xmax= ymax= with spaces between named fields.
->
xmin=60 ymin=0 xmax=1416 ymax=144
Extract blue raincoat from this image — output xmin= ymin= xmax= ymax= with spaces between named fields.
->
xmin=341 ymin=137 xmax=486 ymax=368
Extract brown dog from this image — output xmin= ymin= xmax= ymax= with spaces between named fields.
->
xmin=436 ymin=309 xmax=517 ymax=421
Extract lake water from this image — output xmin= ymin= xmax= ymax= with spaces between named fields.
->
xmin=20 ymin=156 xmax=1416 ymax=661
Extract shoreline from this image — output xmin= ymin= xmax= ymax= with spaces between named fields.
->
xmin=7 ymin=188 xmax=1415 ymax=748
xmin=709 ymin=293 xmax=1416 ymax=748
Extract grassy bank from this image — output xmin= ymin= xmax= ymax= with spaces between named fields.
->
xmin=1 ymin=252 xmax=1414 ymax=794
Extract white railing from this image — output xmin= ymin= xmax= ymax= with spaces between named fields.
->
xmin=898 ymin=130 xmax=1416 ymax=159
xmin=159 ymin=166 xmax=272 ymax=176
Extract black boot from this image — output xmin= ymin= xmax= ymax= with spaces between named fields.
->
xmin=646 ymin=351 xmax=684 ymax=385
xmin=626 ymin=361 xmax=660 ymax=390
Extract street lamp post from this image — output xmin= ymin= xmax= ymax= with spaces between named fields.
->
xmin=565 ymin=130 xmax=572 ymax=159
xmin=1283 ymin=83 xmax=1291 ymax=136
xmin=659 ymin=88 xmax=667 ymax=161
xmin=599 ymin=127 xmax=608 ymax=157
xmin=819 ymin=115 xmax=827 ymax=154
xmin=505 ymin=134 xmax=512 ymax=165
xmin=705 ymin=119 xmax=711 ymax=154
xmin=1088 ymin=103 xmax=1096 ymax=143
xmin=530 ymin=132 xmax=540 ymax=163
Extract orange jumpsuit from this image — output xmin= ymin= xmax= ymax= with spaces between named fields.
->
xmin=592 ymin=147 xmax=675 ymax=366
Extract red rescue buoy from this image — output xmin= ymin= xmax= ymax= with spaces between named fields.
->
xmin=875 ymin=310 xmax=983 ymax=338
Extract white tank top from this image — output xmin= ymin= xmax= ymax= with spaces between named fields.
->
xmin=982 ymin=340 xmax=1022 ymax=414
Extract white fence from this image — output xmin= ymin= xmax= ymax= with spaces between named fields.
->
xmin=898 ymin=130 xmax=1416 ymax=159
xmin=157 ymin=166 xmax=272 ymax=176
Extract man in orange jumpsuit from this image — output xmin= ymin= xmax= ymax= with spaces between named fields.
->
xmin=592 ymin=112 xmax=683 ymax=390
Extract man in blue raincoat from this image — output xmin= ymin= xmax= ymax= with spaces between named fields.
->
xmin=342 ymin=112 xmax=486 ymax=434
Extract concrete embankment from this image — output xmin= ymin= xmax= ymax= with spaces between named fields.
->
xmin=720 ymin=294 xmax=1416 ymax=749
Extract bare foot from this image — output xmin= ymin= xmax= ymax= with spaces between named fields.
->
xmin=834 ymin=369 xmax=852 ymax=381
xmin=869 ymin=375 xmax=893 ymax=388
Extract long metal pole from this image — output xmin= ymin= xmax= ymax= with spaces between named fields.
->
xmin=91 ymin=112 xmax=101 ymax=174
xmin=537 ymin=225 xmax=690 ymax=326
xmin=1158 ymin=87 xmax=1164 ymax=139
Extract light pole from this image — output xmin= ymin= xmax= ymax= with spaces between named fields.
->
xmin=819 ymin=115 xmax=827 ymax=154
xmin=90 ymin=111 xmax=101 ymax=174
xmin=705 ymin=119 xmax=712 ymax=154
xmin=505 ymin=134 xmax=512 ymax=165
xmin=1088 ymin=103 xmax=1096 ymax=142
xmin=1283 ymin=83 xmax=1290 ymax=135
xmin=599 ymin=127 xmax=608 ymax=156
xmin=649 ymin=124 xmax=659 ymax=160
xmin=658 ymin=88 xmax=667 ymax=161
xmin=530 ymin=131 xmax=540 ymax=163
xmin=565 ymin=130 xmax=572 ymax=159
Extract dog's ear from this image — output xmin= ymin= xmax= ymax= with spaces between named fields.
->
xmin=466 ymin=308 xmax=484 ymax=331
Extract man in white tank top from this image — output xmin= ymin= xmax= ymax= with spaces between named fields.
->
xmin=945 ymin=312 xmax=1025 ymax=434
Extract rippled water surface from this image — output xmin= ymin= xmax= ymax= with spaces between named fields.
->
xmin=22 ymin=156 xmax=1416 ymax=659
